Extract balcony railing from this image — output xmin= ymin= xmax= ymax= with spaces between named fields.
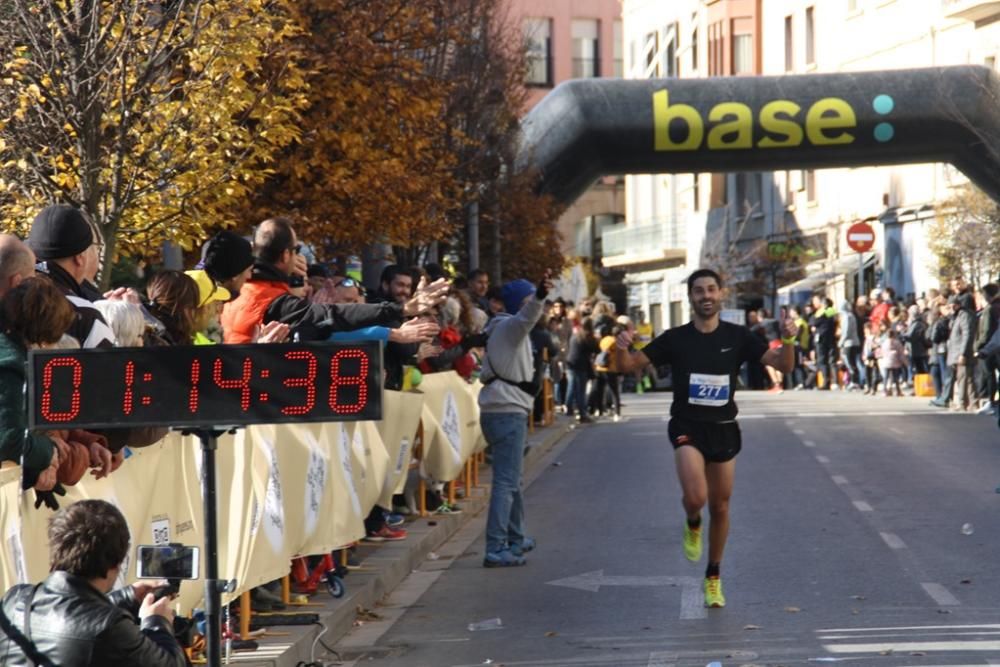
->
xmin=572 ymin=57 xmax=599 ymax=78
xmin=602 ymin=220 xmax=687 ymax=259
xmin=942 ymin=0 xmax=1000 ymax=20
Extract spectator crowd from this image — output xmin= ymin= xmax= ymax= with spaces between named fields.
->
xmin=741 ymin=278 xmax=1000 ymax=419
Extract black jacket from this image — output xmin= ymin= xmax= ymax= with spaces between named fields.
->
xmin=254 ymin=263 xmax=404 ymax=341
xmin=0 ymin=571 xmax=187 ymax=666
xmin=40 ymin=263 xmax=115 ymax=348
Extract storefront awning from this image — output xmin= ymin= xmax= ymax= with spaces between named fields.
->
xmin=777 ymin=252 xmax=875 ymax=295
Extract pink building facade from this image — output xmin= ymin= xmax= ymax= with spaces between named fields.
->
xmin=507 ymin=0 xmax=624 ymax=111
xmin=503 ymin=0 xmax=626 ymax=283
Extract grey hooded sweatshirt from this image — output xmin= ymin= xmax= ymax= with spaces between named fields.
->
xmin=838 ymin=301 xmax=860 ymax=348
xmin=478 ymin=297 xmax=545 ymax=414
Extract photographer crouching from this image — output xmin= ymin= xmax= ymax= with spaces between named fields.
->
xmin=0 ymin=499 xmax=187 ymax=666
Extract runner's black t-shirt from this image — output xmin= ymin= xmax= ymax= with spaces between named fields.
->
xmin=642 ymin=321 xmax=768 ymax=422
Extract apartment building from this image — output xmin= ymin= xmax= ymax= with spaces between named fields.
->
xmin=615 ymin=0 xmax=1000 ymax=330
xmin=505 ymin=0 xmax=625 ymax=296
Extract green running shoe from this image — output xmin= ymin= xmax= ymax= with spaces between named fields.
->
xmin=704 ymin=576 xmax=726 ymax=608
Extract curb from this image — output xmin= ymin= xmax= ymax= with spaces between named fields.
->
xmin=230 ymin=417 xmax=577 ymax=666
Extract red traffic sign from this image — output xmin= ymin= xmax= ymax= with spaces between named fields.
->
xmin=846 ymin=221 xmax=875 ymax=253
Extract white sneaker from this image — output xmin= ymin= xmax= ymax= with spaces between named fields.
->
xmin=976 ymin=403 xmax=997 ymax=415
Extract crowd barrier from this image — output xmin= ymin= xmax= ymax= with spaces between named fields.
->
xmin=0 ymin=371 xmax=484 ymax=614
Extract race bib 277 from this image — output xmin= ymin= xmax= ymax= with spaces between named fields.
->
xmin=688 ymin=373 xmax=730 ymax=407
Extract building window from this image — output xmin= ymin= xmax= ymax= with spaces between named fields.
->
xmin=805 ymin=169 xmax=817 ymax=202
xmin=784 ymin=15 xmax=793 ymax=72
xmin=693 ymin=174 xmax=700 ymax=212
xmin=805 ymin=7 xmax=815 ymax=65
xmin=524 ymin=18 xmax=553 ymax=86
xmin=691 ymin=28 xmax=698 ymax=71
xmin=643 ymin=30 xmax=659 ymax=77
xmin=613 ymin=20 xmax=623 ymax=77
xmin=572 ymin=19 xmax=600 ymax=78
xmin=708 ymin=21 xmax=724 ymax=76
xmin=663 ymin=23 xmax=677 ymax=77
xmin=732 ymin=33 xmax=753 ymax=74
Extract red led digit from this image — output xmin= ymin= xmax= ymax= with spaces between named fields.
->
xmin=213 ymin=357 xmax=253 ymax=411
xmin=329 ymin=348 xmax=369 ymax=414
xmin=123 ymin=361 xmax=135 ymax=415
xmin=40 ymin=357 xmax=83 ymax=423
xmin=189 ymin=359 xmax=200 ymax=413
xmin=281 ymin=351 xmax=317 ymax=415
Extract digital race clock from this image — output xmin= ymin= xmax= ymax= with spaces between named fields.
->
xmin=27 ymin=341 xmax=383 ymax=429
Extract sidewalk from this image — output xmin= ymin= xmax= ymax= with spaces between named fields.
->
xmin=224 ymin=415 xmax=577 ymax=667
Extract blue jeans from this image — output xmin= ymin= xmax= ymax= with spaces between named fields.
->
xmin=566 ymin=369 xmax=588 ymax=417
xmin=481 ymin=412 xmax=528 ymax=555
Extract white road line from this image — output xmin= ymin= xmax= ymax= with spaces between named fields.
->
xmin=832 ymin=475 xmax=849 ymax=485
xmin=889 ymin=427 xmax=905 ymax=435
xmin=803 ymin=439 xmax=817 ymax=447
xmin=825 ymin=641 xmax=998 ymax=653
xmin=865 ymin=411 xmax=906 ymax=416
xmin=818 ymin=624 xmax=1000 ymax=633
xmin=880 ymin=532 xmax=907 ymax=549
xmin=816 ymin=455 xmax=830 ymax=464
xmin=793 ymin=429 xmax=807 ymax=435
xmin=800 ymin=412 xmax=836 ymax=417
xmin=853 ymin=500 xmax=874 ymax=512
xmin=922 ymin=582 xmax=961 ymax=606
xmin=647 ymin=651 xmax=677 ymax=667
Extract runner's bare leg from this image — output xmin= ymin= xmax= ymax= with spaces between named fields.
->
xmin=705 ymin=459 xmax=736 ymax=564
xmin=674 ymin=446 xmax=708 ymax=521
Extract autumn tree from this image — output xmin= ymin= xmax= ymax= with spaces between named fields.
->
xmin=241 ymin=0 xmax=566 ymax=280
xmin=0 ymin=0 xmax=308 ymax=287
xmin=239 ymin=0 xmax=462 ymax=261
xmin=433 ymin=0 xmax=565 ymax=280
xmin=929 ymin=183 xmax=1000 ymax=287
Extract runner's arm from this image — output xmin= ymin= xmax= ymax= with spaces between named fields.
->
xmin=760 ymin=317 xmax=796 ymax=374
xmin=615 ymin=329 xmax=651 ymax=375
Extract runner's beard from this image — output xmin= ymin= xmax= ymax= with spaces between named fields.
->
xmin=696 ymin=299 xmax=719 ymax=317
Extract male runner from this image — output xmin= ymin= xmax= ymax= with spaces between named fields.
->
xmin=615 ymin=269 xmax=794 ymax=608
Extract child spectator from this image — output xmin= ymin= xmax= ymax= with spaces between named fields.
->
xmin=880 ymin=327 xmax=906 ymax=396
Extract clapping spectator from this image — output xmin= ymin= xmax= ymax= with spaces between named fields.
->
xmin=0 ymin=277 xmax=113 ymax=503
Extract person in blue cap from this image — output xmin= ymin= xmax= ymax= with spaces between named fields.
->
xmin=478 ymin=274 xmax=552 ymax=567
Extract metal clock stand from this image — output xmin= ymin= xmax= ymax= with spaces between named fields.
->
xmin=182 ymin=426 xmax=240 ymax=667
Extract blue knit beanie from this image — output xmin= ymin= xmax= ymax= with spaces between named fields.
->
xmin=501 ymin=279 xmax=536 ymax=315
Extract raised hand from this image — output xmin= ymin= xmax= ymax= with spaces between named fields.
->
xmin=390 ymin=319 xmax=440 ymax=344
xmin=404 ymin=277 xmax=449 ymax=317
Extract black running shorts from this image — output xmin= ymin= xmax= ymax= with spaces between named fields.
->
xmin=667 ymin=417 xmax=742 ymax=463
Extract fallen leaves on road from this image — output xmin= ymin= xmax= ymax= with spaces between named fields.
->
xmin=784 ymin=606 xmax=801 ymax=613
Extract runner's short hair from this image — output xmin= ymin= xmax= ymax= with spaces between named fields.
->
xmin=687 ymin=269 xmax=723 ymax=293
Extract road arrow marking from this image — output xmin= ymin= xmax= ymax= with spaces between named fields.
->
xmin=546 ymin=570 xmax=706 ymax=619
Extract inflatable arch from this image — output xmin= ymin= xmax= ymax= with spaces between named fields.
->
xmin=518 ymin=66 xmax=1000 ymax=205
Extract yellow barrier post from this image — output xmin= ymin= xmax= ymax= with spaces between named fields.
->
xmin=239 ymin=591 xmax=251 ymax=640
xmin=281 ymin=576 xmax=290 ymax=606
xmin=464 ymin=457 xmax=472 ymax=497
xmin=448 ymin=479 xmax=456 ymax=506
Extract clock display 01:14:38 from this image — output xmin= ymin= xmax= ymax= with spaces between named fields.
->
xmin=29 ymin=341 xmax=384 ymax=429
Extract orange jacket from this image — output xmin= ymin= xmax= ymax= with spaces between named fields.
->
xmin=221 ymin=279 xmax=289 ymax=344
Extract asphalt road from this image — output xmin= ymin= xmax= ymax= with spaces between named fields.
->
xmin=337 ymin=390 xmax=1000 ymax=667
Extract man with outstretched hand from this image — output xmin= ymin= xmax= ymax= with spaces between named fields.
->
xmin=478 ymin=272 xmax=553 ymax=568
xmin=615 ymin=269 xmax=794 ymax=608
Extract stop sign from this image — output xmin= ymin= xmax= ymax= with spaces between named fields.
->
xmin=847 ymin=221 xmax=875 ymax=253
